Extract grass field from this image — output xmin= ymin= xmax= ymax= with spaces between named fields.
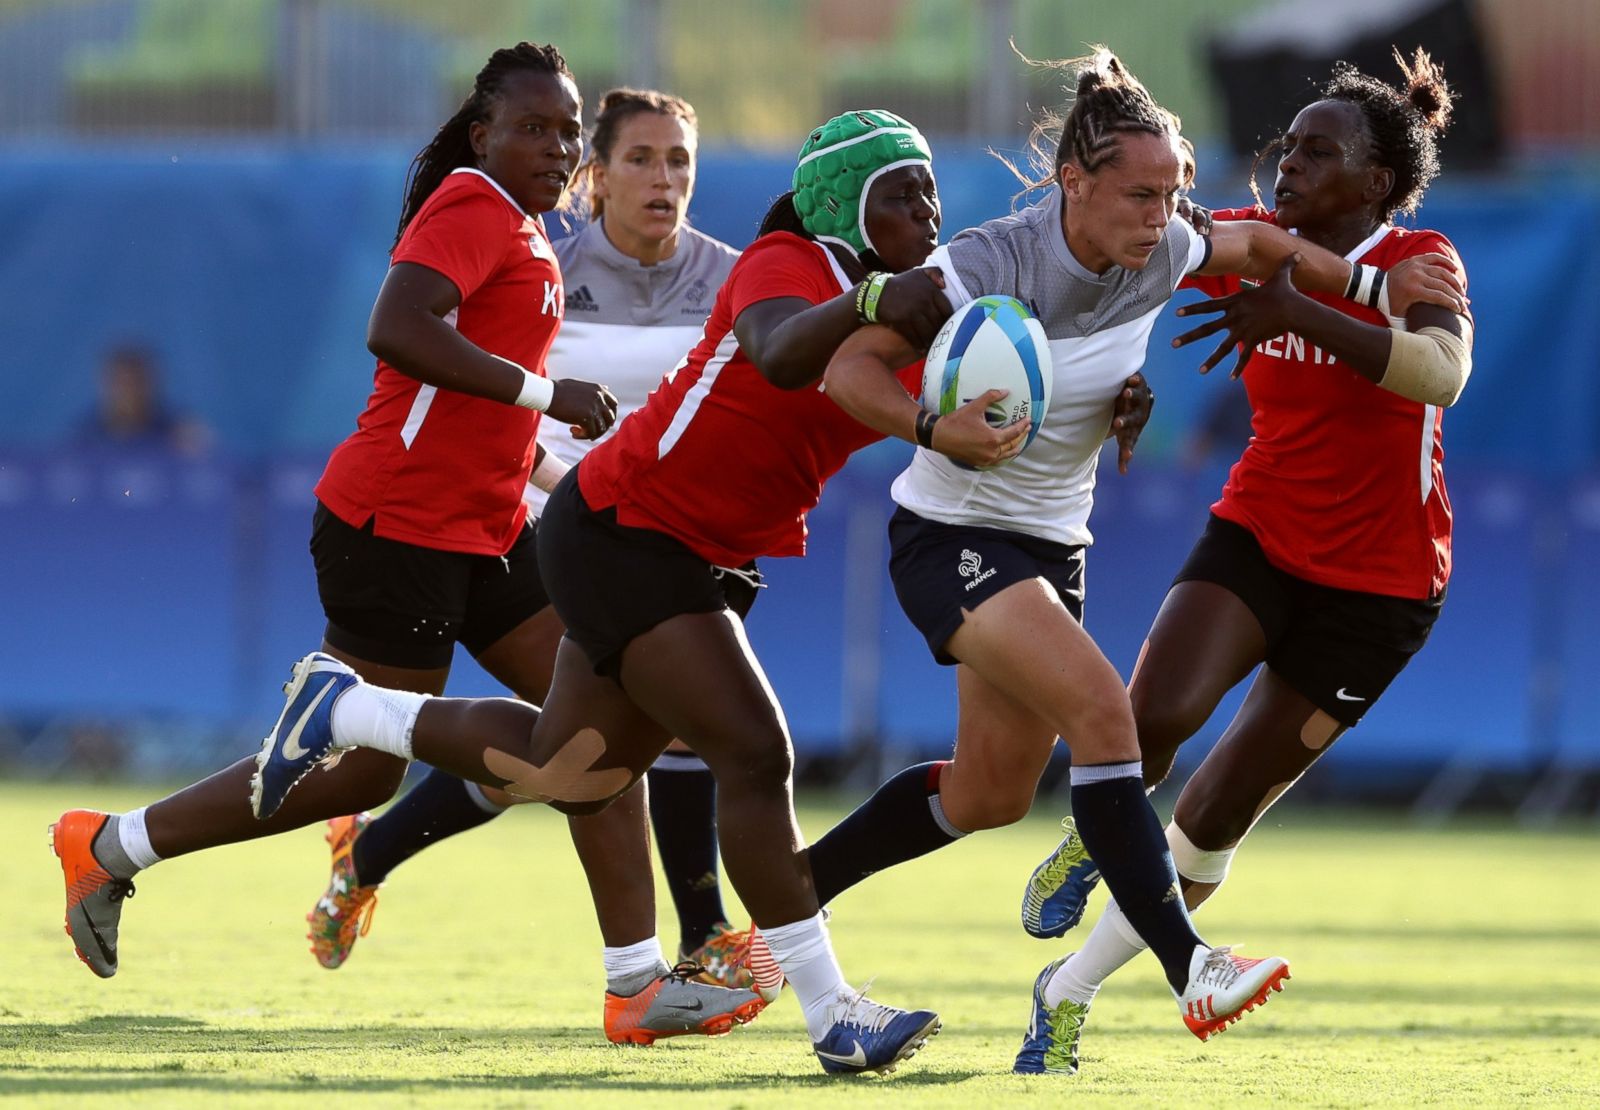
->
xmin=2 ymin=780 xmax=1597 ymax=1107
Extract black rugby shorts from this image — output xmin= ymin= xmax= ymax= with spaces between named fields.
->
xmin=1172 ymin=514 xmax=1444 ymax=726
xmin=536 ymin=472 xmax=760 ymax=681
xmin=309 ymin=501 xmax=550 ymax=669
xmin=888 ymin=506 xmax=1085 ymax=665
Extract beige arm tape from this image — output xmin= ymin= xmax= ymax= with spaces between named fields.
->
xmin=1378 ymin=317 xmax=1474 ymax=407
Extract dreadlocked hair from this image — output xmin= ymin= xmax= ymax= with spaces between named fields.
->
xmin=757 ymin=190 xmax=807 ymax=239
xmin=393 ymin=41 xmax=574 ymax=248
xmin=1250 ymin=47 xmax=1453 ymax=221
xmin=1000 ymin=47 xmax=1193 ymax=197
xmin=571 ymin=87 xmax=698 ymax=220
xmin=753 ymin=191 xmax=880 ymax=280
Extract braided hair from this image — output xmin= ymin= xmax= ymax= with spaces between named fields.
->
xmin=570 ymin=87 xmax=698 ymax=221
xmin=1005 ymin=48 xmax=1194 ymax=194
xmin=393 ymin=42 xmax=575 ymax=248
xmin=1250 ymin=48 xmax=1454 ymax=221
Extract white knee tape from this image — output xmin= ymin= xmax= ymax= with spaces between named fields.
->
xmin=1166 ymin=821 xmax=1234 ymax=885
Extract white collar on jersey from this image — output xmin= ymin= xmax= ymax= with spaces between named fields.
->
xmin=582 ymin=215 xmax=691 ymax=274
xmin=1288 ymin=222 xmax=1394 ymax=261
xmin=1041 ymin=187 xmax=1113 ymax=284
xmin=448 ymin=167 xmax=531 ymax=219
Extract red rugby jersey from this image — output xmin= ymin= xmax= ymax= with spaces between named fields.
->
xmin=316 ymin=169 xmax=564 ymax=556
xmin=579 ymin=231 xmax=920 ymax=567
xmin=1185 ymin=207 xmax=1465 ymax=598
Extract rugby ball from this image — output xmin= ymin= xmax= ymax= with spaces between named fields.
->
xmin=921 ymin=295 xmax=1052 ymax=466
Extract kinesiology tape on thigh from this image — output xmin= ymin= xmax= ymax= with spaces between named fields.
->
xmin=482 ymin=728 xmax=632 ymax=804
xmin=791 ymin=109 xmax=932 ymax=256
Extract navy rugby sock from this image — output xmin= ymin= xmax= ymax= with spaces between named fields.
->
xmin=806 ymin=761 xmax=965 ymax=906
xmin=1069 ymin=762 xmax=1204 ymax=994
xmin=351 ymin=769 xmax=504 ymax=886
xmin=646 ymin=753 xmax=729 ymax=956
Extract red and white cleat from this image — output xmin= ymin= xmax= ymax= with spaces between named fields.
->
xmin=1176 ymin=945 xmax=1290 ymax=1040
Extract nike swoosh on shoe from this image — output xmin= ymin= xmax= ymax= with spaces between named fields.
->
xmin=281 ymin=681 xmax=337 ymax=760
xmin=816 ymin=1041 xmax=867 ymax=1067
xmin=75 ymin=905 xmax=116 ymax=965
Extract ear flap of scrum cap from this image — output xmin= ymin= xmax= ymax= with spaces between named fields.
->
xmin=792 ymin=109 xmax=932 ymax=257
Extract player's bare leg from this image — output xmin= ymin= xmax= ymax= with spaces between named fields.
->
xmin=51 ymin=645 xmax=429 ymax=978
xmin=1023 ymin=580 xmax=1270 ymax=938
xmin=613 ymin=608 xmax=939 ymax=1068
xmin=1133 ymin=581 xmax=1269 ymax=788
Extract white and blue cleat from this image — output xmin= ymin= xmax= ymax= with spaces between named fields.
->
xmin=1021 ymin=816 xmax=1102 ymax=939
xmin=812 ymin=988 xmax=940 ymax=1076
xmin=250 ymin=652 xmax=360 ymax=820
xmin=1013 ymin=955 xmax=1091 ymax=1074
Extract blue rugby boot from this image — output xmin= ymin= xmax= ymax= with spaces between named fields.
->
xmin=1021 ymin=816 xmax=1102 ymax=939
xmin=251 ymin=652 xmax=360 ymax=820
xmin=1013 ymin=955 xmax=1092 ymax=1074
xmin=812 ymin=987 xmax=941 ymax=1076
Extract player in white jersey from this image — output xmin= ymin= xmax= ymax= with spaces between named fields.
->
xmin=301 ymin=88 xmax=762 ymax=1044
xmin=815 ymin=50 xmax=1464 ymax=1071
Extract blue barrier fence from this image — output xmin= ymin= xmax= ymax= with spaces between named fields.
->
xmin=2 ymin=145 xmax=1599 ymax=469
xmin=2 ymin=448 xmax=1592 ymax=772
xmin=2 ymin=147 xmax=1595 ymax=778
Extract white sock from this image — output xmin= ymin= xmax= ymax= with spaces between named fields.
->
xmin=1045 ymin=820 xmax=1234 ymax=1006
xmin=117 ymin=806 xmax=162 ymax=872
xmin=760 ymin=910 xmax=849 ymax=1040
xmin=602 ymin=937 xmax=666 ymax=994
xmin=1045 ymin=897 xmax=1146 ymax=1006
xmin=329 ymin=685 xmax=430 ymax=759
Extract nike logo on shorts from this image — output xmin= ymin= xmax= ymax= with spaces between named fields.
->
xmin=1335 ymin=688 xmax=1366 ymax=702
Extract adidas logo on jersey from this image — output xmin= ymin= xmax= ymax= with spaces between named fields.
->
xmin=566 ymin=285 xmax=600 ymax=312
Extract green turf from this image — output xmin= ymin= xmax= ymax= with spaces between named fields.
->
xmin=2 ymin=781 xmax=1597 ymax=1107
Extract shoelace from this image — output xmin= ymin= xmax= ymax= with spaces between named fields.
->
xmin=666 ymin=960 xmax=709 ymax=984
xmin=106 ymin=879 xmax=136 ymax=903
xmin=1047 ymin=998 xmax=1088 ymax=1042
xmin=1195 ymin=946 xmax=1242 ymax=988
xmin=1034 ymin=821 xmax=1085 ymax=886
xmin=833 ymin=980 xmax=896 ymax=1035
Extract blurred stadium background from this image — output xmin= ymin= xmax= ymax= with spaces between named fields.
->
xmin=1 ymin=0 xmax=1597 ymax=819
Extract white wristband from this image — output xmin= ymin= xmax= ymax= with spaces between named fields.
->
xmin=505 ymin=357 xmax=554 ymax=412
xmin=529 ymin=449 xmax=571 ymax=493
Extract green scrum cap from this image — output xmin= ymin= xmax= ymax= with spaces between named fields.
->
xmin=792 ymin=109 xmax=932 ymax=257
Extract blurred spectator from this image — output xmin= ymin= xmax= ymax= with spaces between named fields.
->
xmin=1183 ymin=379 xmax=1253 ymax=471
xmin=75 ymin=344 xmax=212 ymax=456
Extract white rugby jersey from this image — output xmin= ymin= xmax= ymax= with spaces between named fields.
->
xmin=893 ymin=188 xmax=1209 ymax=546
xmin=525 ymin=218 xmax=739 ymax=514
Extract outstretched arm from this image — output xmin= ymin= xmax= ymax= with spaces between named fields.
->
xmin=1173 ymin=254 xmax=1473 ymax=403
xmin=1199 ymin=220 xmax=1465 ymax=313
xmin=734 ymin=268 xmax=952 ymax=391
xmin=1198 ymin=220 xmax=1354 ymax=294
